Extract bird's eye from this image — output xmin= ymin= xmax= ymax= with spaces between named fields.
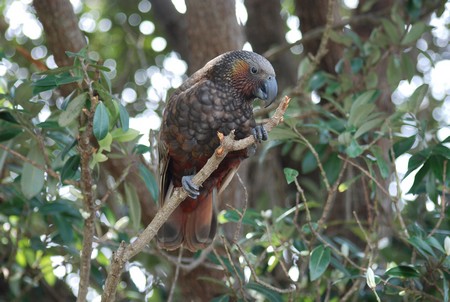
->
xmin=250 ymin=66 xmax=258 ymax=74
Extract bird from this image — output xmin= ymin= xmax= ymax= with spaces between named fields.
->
xmin=157 ymin=50 xmax=278 ymax=252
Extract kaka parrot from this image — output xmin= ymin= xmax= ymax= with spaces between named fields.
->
xmin=157 ymin=50 xmax=278 ymax=252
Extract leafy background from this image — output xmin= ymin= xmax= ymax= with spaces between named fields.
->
xmin=0 ymin=0 xmax=449 ymax=301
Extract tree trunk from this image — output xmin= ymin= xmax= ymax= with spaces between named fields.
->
xmin=33 ymin=0 xmax=86 ymax=68
xmin=185 ymin=0 xmax=245 ymax=72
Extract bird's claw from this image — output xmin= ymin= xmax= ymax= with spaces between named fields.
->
xmin=252 ymin=125 xmax=268 ymax=143
xmin=246 ymin=144 xmax=257 ymax=157
xmin=182 ymin=175 xmax=200 ymax=199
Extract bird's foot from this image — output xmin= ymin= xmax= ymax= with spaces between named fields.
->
xmin=182 ymin=175 xmax=200 ymax=199
xmin=246 ymin=144 xmax=257 ymax=157
xmin=252 ymin=125 xmax=268 ymax=143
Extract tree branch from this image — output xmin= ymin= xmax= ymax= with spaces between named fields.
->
xmin=101 ymin=96 xmax=290 ymax=302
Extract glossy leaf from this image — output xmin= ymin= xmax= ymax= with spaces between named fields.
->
xmin=60 ymin=154 xmax=80 ymax=182
xmin=93 ymin=101 xmax=110 ymax=140
xmin=118 ymin=102 xmax=130 ymax=131
xmin=0 ymin=124 xmax=23 ymax=142
xmin=245 ymin=282 xmax=282 ymax=302
xmin=110 ymin=128 xmax=140 ymax=143
xmin=401 ymin=21 xmax=428 ymax=45
xmin=393 ymin=135 xmax=416 ymax=158
xmin=387 ymin=56 xmax=402 ymax=88
xmin=309 ymin=245 xmax=331 ymax=281
xmin=58 ymin=92 xmax=87 ymax=127
xmin=124 ymin=183 xmax=141 ymax=231
xmin=138 ymin=163 xmax=158 ymax=202
xmin=371 ymin=146 xmax=390 ymax=179
xmin=408 ymin=236 xmax=436 ymax=258
xmin=283 ymin=167 xmax=299 ymax=184
xmin=0 ymin=110 xmax=19 ymax=124
xmin=133 ymin=144 xmax=150 ymax=154
xmin=385 ymin=265 xmax=420 ymax=278
xmin=54 ymin=214 xmax=74 ymax=244
xmin=20 ymin=147 xmax=45 ymax=199
xmin=346 ymin=139 xmax=364 ymax=158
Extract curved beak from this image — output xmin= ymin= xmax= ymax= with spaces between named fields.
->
xmin=254 ymin=76 xmax=278 ymax=108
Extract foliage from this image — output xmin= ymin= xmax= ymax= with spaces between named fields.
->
xmin=1 ymin=0 xmax=449 ymax=301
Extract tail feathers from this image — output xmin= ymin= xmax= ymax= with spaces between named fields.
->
xmin=157 ymin=182 xmax=184 ymax=250
xmin=183 ymin=189 xmax=217 ymax=252
xmin=157 ymin=186 xmax=217 ymax=252
xmin=157 ymin=205 xmax=184 ymax=250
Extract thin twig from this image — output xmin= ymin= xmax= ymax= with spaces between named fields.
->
xmin=167 ymin=247 xmax=183 ymax=302
xmin=428 ymin=160 xmax=447 ymax=238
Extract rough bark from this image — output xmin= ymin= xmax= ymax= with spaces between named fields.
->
xmin=150 ymin=0 xmax=189 ymax=59
xmin=185 ymin=0 xmax=245 ymax=72
xmin=33 ymin=0 xmax=86 ymax=68
xmin=295 ymin=0 xmax=343 ymax=74
xmin=246 ymin=0 xmax=298 ymax=90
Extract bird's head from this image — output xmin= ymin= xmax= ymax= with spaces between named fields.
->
xmin=211 ymin=50 xmax=278 ymax=107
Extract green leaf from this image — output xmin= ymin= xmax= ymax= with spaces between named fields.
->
xmin=385 ymin=265 xmax=420 ymax=278
xmin=98 ymin=133 xmax=113 ymax=152
xmin=405 ymin=84 xmax=428 ymax=113
xmin=0 ymin=123 xmax=23 ymax=142
xmin=348 ymin=90 xmax=377 ymax=127
xmin=346 ymin=139 xmax=364 ymax=158
xmin=407 ymin=160 xmax=430 ymax=194
xmin=309 ymin=72 xmax=327 ymax=91
xmin=20 ymin=147 xmax=45 ymax=199
xmin=65 ymin=48 xmax=87 ymax=58
xmin=444 ymin=275 xmax=449 ymax=302
xmin=405 ymin=149 xmax=430 ymax=178
xmin=58 ymin=92 xmax=87 ymax=127
xmin=387 ymin=56 xmax=402 ymax=88
xmin=425 ymin=236 xmax=445 ymax=254
xmin=60 ymin=138 xmax=77 ymax=160
xmin=36 ymin=120 xmax=61 ymax=129
xmin=133 ymin=144 xmax=150 ymax=154
xmin=39 ymin=256 xmax=56 ymax=286
xmin=210 ymin=295 xmax=230 ymax=302
xmin=138 ymin=164 xmax=158 ymax=202
xmin=401 ymin=21 xmax=428 ymax=45
xmin=110 ymin=128 xmax=140 ymax=143
xmin=54 ymin=214 xmax=74 ymax=244
xmin=0 ymin=110 xmax=19 ymax=124
xmin=222 ymin=208 xmax=261 ymax=227
xmin=60 ymin=155 xmax=80 ymax=182
xmin=309 ymin=245 xmax=331 ymax=281
xmin=118 ymin=102 xmax=130 ymax=131
xmin=39 ymin=201 xmax=81 ymax=218
xmin=371 ymin=146 xmax=390 ymax=179
xmin=350 ymin=57 xmax=364 ymax=73
xmin=408 ymin=236 xmax=436 ymax=258
xmin=124 ymin=183 xmax=141 ymax=231
xmin=93 ymin=101 xmax=110 ymax=140
xmin=283 ymin=167 xmax=299 ymax=184
xmin=393 ymin=135 xmax=416 ymax=158
xmin=381 ymin=18 xmax=400 ymax=43
xmin=354 ymin=116 xmax=384 ymax=139
xmin=323 ymin=153 xmax=342 ymax=185
xmin=245 ymin=282 xmax=283 ymax=302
